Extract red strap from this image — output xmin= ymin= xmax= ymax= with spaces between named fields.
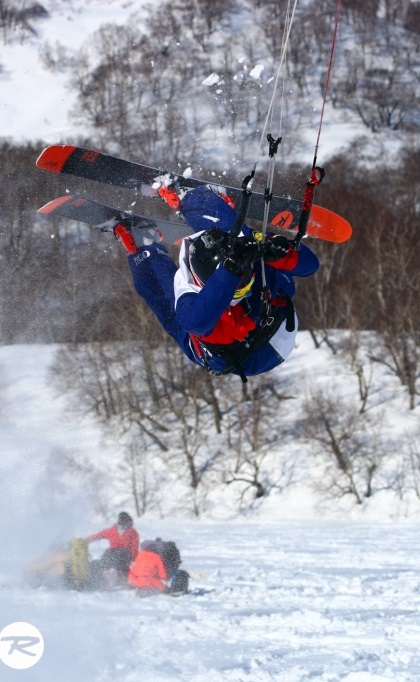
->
xmin=189 ymin=334 xmax=204 ymax=358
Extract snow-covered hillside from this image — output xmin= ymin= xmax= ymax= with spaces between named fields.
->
xmin=2 ymin=0 xmax=416 ymax=166
xmin=1 ymin=340 xmax=419 ymax=541
xmin=1 ymin=0 xmax=152 ymax=143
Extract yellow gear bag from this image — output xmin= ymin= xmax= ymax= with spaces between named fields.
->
xmin=69 ymin=538 xmax=90 ymax=587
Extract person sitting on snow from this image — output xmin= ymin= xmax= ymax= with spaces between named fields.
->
xmin=128 ymin=540 xmax=168 ymax=596
xmin=84 ymin=511 xmax=139 ymax=584
xmin=108 ymin=184 xmax=319 ymax=381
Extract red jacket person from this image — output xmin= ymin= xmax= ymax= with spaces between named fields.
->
xmin=85 ymin=512 xmax=139 ymax=582
xmin=86 ymin=512 xmax=139 ymax=559
xmin=128 ymin=543 xmax=168 ymax=593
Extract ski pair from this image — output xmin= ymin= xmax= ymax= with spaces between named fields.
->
xmin=36 ymin=145 xmax=353 ymax=243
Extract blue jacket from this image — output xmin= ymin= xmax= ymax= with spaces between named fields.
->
xmin=173 ymin=186 xmax=319 ymax=376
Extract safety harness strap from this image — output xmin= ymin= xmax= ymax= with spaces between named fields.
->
xmin=190 ymin=297 xmax=294 ymax=383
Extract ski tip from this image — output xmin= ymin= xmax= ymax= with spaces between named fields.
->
xmin=309 ymin=205 xmax=353 ymax=243
xmin=36 ymin=145 xmax=77 ymax=172
xmin=37 ymin=195 xmax=74 ymax=214
xmin=270 ymin=204 xmax=353 ymax=243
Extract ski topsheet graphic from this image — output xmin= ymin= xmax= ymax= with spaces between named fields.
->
xmin=36 ymin=145 xmax=352 ymax=243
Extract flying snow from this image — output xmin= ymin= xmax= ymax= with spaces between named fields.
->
xmin=201 ymin=73 xmax=220 ymax=87
xmin=249 ymin=64 xmax=265 ymax=79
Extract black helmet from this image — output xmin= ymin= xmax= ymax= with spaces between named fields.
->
xmin=117 ymin=512 xmax=133 ymax=529
xmin=189 ymin=228 xmax=230 ymax=285
xmin=189 ymin=228 xmax=255 ymax=297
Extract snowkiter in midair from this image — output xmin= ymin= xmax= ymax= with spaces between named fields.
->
xmin=112 ymin=184 xmax=319 ymax=381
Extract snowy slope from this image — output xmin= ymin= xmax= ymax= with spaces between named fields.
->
xmin=3 ymin=522 xmax=420 ymax=682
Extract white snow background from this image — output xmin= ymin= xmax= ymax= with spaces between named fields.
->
xmin=1 ymin=1 xmax=420 ymax=681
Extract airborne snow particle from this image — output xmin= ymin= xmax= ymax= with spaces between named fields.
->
xmin=202 ymin=73 xmax=220 ymax=86
xmin=249 ymin=65 xmax=264 ymax=79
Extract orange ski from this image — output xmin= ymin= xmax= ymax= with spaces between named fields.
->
xmin=271 ymin=204 xmax=352 ymax=243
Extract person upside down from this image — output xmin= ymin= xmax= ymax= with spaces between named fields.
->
xmin=111 ymin=184 xmax=320 ymax=381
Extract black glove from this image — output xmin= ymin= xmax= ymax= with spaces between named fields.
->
xmin=223 ymin=236 xmax=261 ymax=276
xmin=263 ymin=235 xmax=290 ymax=263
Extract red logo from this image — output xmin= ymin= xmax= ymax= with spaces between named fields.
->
xmin=271 ymin=211 xmax=294 ymax=229
xmin=81 ymin=151 xmax=100 ymax=164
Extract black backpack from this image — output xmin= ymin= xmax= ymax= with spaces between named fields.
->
xmin=153 ymin=539 xmax=181 ymax=578
xmin=141 ymin=538 xmax=182 ymax=577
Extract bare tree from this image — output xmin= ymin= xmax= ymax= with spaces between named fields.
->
xmin=301 ymin=391 xmax=386 ymax=505
xmin=0 ymin=1 xmax=47 ymax=43
xmin=222 ymin=378 xmax=298 ymax=508
xmin=393 ymin=429 xmax=420 ymax=502
xmin=359 ymin=168 xmax=420 ymax=410
xmin=113 ymin=441 xmax=163 ymax=517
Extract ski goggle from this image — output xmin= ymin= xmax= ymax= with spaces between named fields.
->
xmin=233 ymin=273 xmax=255 ymax=299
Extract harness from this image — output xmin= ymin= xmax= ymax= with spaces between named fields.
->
xmin=190 ymin=295 xmax=295 ymax=383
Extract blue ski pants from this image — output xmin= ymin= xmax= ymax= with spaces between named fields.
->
xmin=127 ymin=186 xmax=234 ymax=363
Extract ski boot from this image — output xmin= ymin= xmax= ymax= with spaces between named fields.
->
xmin=157 ymin=186 xmax=182 ymax=211
xmin=154 ymin=174 xmax=236 ymax=213
xmin=206 ymin=184 xmax=236 ymax=208
xmin=153 ymin=173 xmax=183 ymax=211
xmin=113 ymin=222 xmax=164 ymax=255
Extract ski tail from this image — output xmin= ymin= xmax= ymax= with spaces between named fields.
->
xmin=36 ymin=145 xmax=78 ymax=173
xmin=37 ymin=194 xmax=121 ymax=226
xmin=37 ymin=194 xmax=193 ymax=244
xmin=38 ymin=195 xmax=79 ymax=214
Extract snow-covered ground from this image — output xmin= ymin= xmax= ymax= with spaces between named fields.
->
xmin=1 ymin=344 xmax=420 ymax=681
xmin=3 ymin=519 xmax=420 ymax=682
